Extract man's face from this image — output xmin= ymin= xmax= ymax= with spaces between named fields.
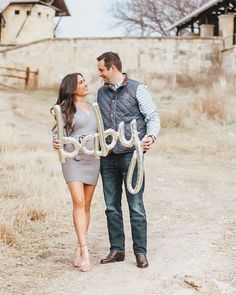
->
xmin=98 ymin=59 xmax=113 ymax=84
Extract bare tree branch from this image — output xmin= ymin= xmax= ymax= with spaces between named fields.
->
xmin=110 ymin=0 xmax=209 ymax=36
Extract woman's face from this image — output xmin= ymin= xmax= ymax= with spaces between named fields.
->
xmin=75 ymin=75 xmax=89 ymax=97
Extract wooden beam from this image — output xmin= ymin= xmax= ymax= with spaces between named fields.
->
xmin=0 ymin=66 xmax=38 ymax=74
xmin=0 ymin=74 xmax=26 ymax=80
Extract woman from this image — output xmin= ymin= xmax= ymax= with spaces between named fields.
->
xmin=51 ymin=73 xmax=100 ymax=272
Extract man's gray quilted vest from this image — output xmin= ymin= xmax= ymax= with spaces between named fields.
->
xmin=97 ymin=78 xmax=147 ymax=154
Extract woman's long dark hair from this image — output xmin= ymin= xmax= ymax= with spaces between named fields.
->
xmin=51 ymin=73 xmax=83 ymax=136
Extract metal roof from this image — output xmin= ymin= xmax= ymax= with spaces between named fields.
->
xmin=0 ymin=0 xmax=37 ymax=13
xmin=167 ymin=0 xmax=226 ymax=31
xmin=0 ymin=0 xmax=70 ymax=15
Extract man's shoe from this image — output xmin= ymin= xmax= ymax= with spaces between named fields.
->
xmin=100 ymin=250 xmax=125 ymax=264
xmin=135 ymin=254 xmax=149 ymax=268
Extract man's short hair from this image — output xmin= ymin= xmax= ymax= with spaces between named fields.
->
xmin=97 ymin=52 xmax=122 ymax=72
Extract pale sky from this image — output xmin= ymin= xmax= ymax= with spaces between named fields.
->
xmin=55 ymin=0 xmax=125 ymax=37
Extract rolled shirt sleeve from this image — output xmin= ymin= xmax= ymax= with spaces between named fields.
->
xmin=136 ymin=84 xmax=160 ymax=139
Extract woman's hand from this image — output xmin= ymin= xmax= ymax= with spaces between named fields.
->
xmin=53 ymin=139 xmax=61 ymax=150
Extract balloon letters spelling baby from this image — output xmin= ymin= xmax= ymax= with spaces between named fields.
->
xmin=53 ymin=103 xmax=144 ymax=194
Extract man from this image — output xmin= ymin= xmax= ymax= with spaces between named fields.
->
xmin=96 ymin=52 xmax=160 ymax=268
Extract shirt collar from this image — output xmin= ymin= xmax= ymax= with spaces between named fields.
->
xmin=109 ymin=74 xmax=125 ymax=91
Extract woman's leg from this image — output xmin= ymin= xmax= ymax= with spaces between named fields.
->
xmin=67 ymin=181 xmax=89 ymax=271
xmin=67 ymin=182 xmax=96 ymax=272
xmin=84 ymin=184 xmax=96 ymax=232
xmin=78 ymin=184 xmax=96 ymax=271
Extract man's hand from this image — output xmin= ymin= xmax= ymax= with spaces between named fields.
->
xmin=53 ymin=139 xmax=61 ymax=150
xmin=141 ymin=136 xmax=154 ymax=151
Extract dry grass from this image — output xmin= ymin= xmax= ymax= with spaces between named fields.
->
xmin=0 ymin=147 xmax=67 ymax=234
xmin=160 ymin=95 xmax=235 ymax=128
xmin=27 ymin=209 xmax=47 ymax=221
xmin=158 ymin=77 xmax=236 ymax=129
xmin=152 ymin=77 xmax=236 ymax=156
xmin=0 ymin=90 xmax=67 ymax=255
xmin=0 ymin=224 xmax=18 ymax=247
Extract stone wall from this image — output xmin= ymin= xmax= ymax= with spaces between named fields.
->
xmin=221 ymin=46 xmax=236 ymax=75
xmin=1 ymin=4 xmax=55 ymax=45
xmin=0 ymin=37 xmax=225 ymax=91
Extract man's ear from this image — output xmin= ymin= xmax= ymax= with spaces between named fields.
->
xmin=110 ymin=64 xmax=118 ymax=72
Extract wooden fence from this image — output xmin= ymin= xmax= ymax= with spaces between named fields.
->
xmin=0 ymin=66 xmax=39 ymax=89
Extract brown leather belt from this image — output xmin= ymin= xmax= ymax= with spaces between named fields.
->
xmin=108 ymin=151 xmax=118 ymax=155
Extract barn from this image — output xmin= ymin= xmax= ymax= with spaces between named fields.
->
xmin=168 ymin=0 xmax=236 ymax=48
xmin=0 ymin=0 xmax=69 ymax=44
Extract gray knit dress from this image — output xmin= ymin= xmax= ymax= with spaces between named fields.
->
xmin=61 ymin=103 xmax=100 ymax=185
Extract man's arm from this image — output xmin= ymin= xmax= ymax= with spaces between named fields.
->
xmin=136 ymin=84 xmax=160 ymax=145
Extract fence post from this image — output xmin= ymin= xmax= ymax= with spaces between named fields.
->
xmin=25 ymin=67 xmax=30 ymax=89
xmin=33 ymin=69 xmax=39 ymax=89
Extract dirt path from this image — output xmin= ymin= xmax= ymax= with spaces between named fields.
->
xmin=32 ymin=153 xmax=236 ymax=295
xmin=0 ymin=90 xmax=235 ymax=295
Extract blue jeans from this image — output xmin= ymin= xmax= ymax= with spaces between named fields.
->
xmin=100 ymin=152 xmax=147 ymax=255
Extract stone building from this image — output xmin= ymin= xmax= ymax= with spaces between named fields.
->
xmin=168 ymin=0 xmax=236 ymax=49
xmin=0 ymin=0 xmax=69 ymax=45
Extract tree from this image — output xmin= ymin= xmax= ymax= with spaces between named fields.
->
xmin=110 ymin=0 xmax=209 ymax=36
